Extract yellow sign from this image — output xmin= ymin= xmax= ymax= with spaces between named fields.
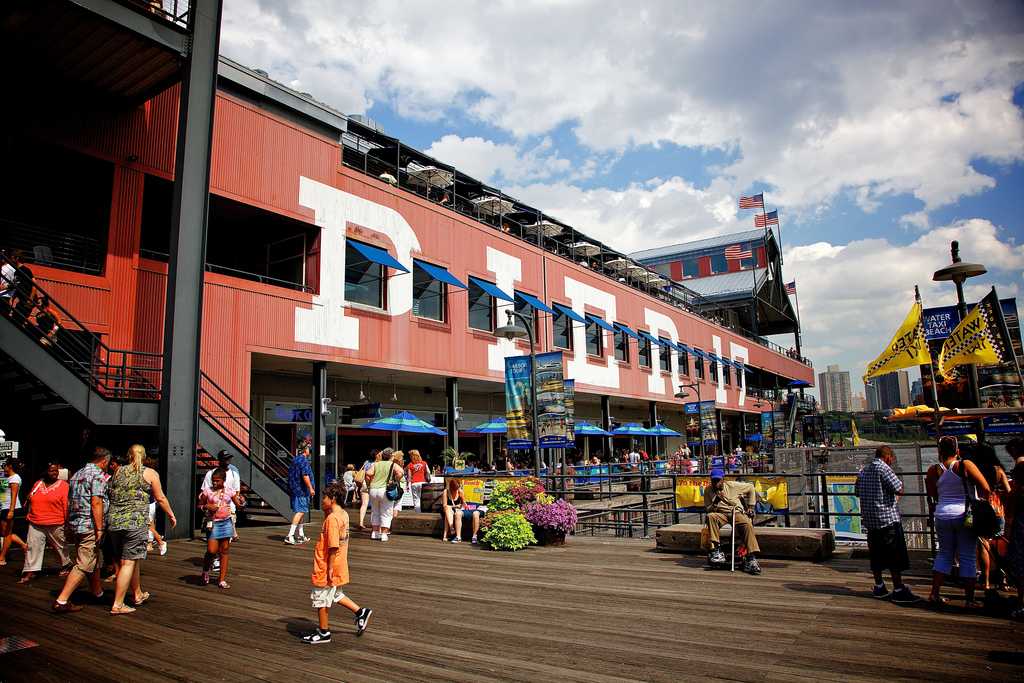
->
xmin=455 ymin=476 xmax=518 ymax=505
xmin=938 ymin=289 xmax=1012 ymax=378
xmin=673 ymin=476 xmax=788 ymax=512
xmin=863 ymin=301 xmax=931 ymax=382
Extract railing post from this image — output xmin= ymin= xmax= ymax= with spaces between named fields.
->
xmin=642 ymin=480 xmax=649 ymax=538
xmin=819 ymin=471 xmax=831 ymax=529
xmin=672 ymin=473 xmax=679 ymax=525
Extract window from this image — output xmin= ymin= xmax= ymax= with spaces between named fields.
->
xmin=513 ymin=293 xmax=535 ymax=337
xmin=658 ymin=338 xmax=671 ymax=372
xmin=678 ymin=349 xmax=689 ymax=376
xmin=552 ymin=306 xmax=573 ymax=350
xmin=683 ymin=259 xmax=700 ymax=278
xmin=652 ymin=262 xmax=672 ymax=277
xmin=710 ymin=253 xmax=728 ymax=274
xmin=710 ymin=358 xmax=719 ymax=382
xmin=723 ymin=363 xmax=731 ymax=385
xmin=412 ymin=261 xmax=445 ymax=321
xmin=468 ymin=279 xmax=495 ymax=331
xmin=585 ymin=319 xmax=603 ymax=357
xmin=345 ymin=240 xmax=384 ymax=308
xmin=694 ymin=350 xmax=705 ymax=380
xmin=638 ymin=333 xmax=652 ymax=368
xmin=613 ymin=327 xmax=629 ymax=363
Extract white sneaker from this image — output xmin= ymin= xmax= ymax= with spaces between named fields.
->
xmin=284 ymin=536 xmax=297 ymax=545
xmin=158 ymin=541 xmax=168 ymax=556
xmin=380 ymin=533 xmax=389 ymax=542
xmin=370 ymin=531 xmax=379 ymax=540
xmin=297 ymin=536 xmax=309 ymax=544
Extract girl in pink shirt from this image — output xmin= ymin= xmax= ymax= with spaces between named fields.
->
xmin=199 ymin=469 xmax=244 ymax=589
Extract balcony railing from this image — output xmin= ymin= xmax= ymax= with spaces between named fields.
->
xmin=1 ymin=218 xmax=105 ymax=276
xmin=123 ymin=0 xmax=192 ymax=30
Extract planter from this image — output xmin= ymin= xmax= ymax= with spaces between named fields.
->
xmin=534 ymin=526 xmax=567 ymax=546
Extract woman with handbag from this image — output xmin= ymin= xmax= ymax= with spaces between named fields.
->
xmin=366 ymin=449 xmax=404 ymax=543
xmin=925 ymin=436 xmax=992 ymax=608
xmin=964 ymin=443 xmax=1010 ymax=596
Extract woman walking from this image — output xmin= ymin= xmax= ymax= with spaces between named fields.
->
xmin=925 ymin=436 xmax=992 ymax=608
xmin=357 ymin=450 xmax=380 ymax=531
xmin=108 ymin=445 xmax=176 ymax=615
xmin=199 ymin=468 xmax=245 ymax=589
xmin=19 ymin=462 xmax=70 ymax=584
xmin=0 ymin=459 xmax=27 ymax=565
xmin=366 ymin=449 xmax=403 ymax=542
xmin=406 ymin=450 xmax=429 ymax=513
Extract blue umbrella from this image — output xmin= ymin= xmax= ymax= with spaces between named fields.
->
xmin=573 ymin=420 xmax=611 ymax=436
xmin=363 ymin=410 xmax=446 ymax=435
xmin=466 ymin=417 xmax=507 ymax=434
xmin=648 ymin=424 xmax=682 ymax=437
xmin=611 ymin=422 xmax=655 ymax=436
xmin=746 ymin=434 xmax=763 ymax=442
xmin=788 ymin=379 xmax=810 ymax=388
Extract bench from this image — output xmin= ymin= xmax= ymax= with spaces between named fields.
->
xmin=655 ymin=523 xmax=835 ymax=562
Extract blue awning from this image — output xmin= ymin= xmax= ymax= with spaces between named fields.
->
xmin=347 ymin=240 xmax=409 ymax=273
xmin=414 ymin=260 xmax=466 ymax=289
xmin=468 ymin=276 xmax=514 ymax=302
xmin=637 ymin=330 xmax=660 ymax=345
xmin=613 ymin=322 xmax=641 ymax=340
xmin=676 ymin=342 xmax=691 ymax=353
xmin=654 ymin=336 xmax=676 ymax=349
xmin=690 ymin=349 xmax=707 ymax=360
xmin=585 ymin=314 xmax=616 ymax=333
xmin=515 ymin=291 xmax=555 ymax=315
xmin=553 ymin=303 xmax=587 ymax=324
xmin=741 ymin=364 xmax=755 ymax=374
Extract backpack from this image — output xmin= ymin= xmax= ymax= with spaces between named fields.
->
xmin=353 ymin=469 xmax=365 ymax=484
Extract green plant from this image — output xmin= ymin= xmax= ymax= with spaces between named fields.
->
xmin=480 ymin=510 xmax=536 ymax=551
xmin=441 ymin=447 xmax=457 ymax=468
xmin=487 ymin=480 xmax=519 ymax=511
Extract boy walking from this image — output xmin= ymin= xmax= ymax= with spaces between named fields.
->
xmin=303 ymin=482 xmax=372 ymax=644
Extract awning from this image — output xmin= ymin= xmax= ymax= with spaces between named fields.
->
xmin=614 ymin=322 xmax=641 ymax=340
xmin=676 ymin=341 xmax=691 ymax=352
xmin=553 ymin=303 xmax=587 ymax=324
xmin=585 ymin=314 xmax=616 ymax=333
xmin=515 ymin=291 xmax=556 ymax=315
xmin=414 ymin=260 xmax=466 ymax=289
xmin=637 ymin=330 xmax=660 ymax=345
xmin=468 ymin=276 xmax=514 ymax=302
xmin=348 ymin=240 xmax=408 ymax=273
xmin=690 ymin=349 xmax=708 ymax=360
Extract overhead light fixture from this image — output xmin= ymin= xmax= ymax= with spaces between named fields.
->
xmin=358 ymin=378 xmax=366 ymax=401
xmin=391 ymin=376 xmax=398 ymax=402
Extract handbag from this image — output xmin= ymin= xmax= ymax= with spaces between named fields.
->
xmin=960 ymin=460 xmax=997 ymax=537
xmin=385 ymin=465 xmax=404 ymax=502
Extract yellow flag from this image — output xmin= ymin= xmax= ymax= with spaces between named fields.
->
xmin=863 ymin=302 xmax=931 ymax=381
xmin=938 ymin=288 xmax=1013 ymax=378
xmin=851 ymin=419 xmax=860 ymax=447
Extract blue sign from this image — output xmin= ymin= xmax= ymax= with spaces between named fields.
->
xmin=922 ymin=305 xmax=960 ymax=341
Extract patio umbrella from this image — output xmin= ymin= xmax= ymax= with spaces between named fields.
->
xmin=788 ymin=379 xmax=810 ymax=388
xmin=648 ymin=424 xmax=682 ymax=437
xmin=467 ymin=417 xmax=507 ymax=434
xmin=406 ymin=163 xmax=454 ymax=188
xmin=611 ymin=423 xmax=654 ymax=436
xmin=573 ymin=420 xmax=611 ymax=436
xmin=362 ymin=410 xmax=446 ymax=435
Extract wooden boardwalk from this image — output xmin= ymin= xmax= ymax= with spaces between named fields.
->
xmin=0 ymin=527 xmax=1021 ymax=682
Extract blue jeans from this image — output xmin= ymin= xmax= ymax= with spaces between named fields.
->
xmin=933 ymin=515 xmax=976 ymax=578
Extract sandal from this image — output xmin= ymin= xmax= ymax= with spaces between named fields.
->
xmin=927 ymin=595 xmax=948 ymax=608
xmin=17 ymin=574 xmax=33 ymax=585
xmin=110 ymin=604 xmax=136 ymax=615
xmin=132 ymin=592 xmax=151 ymax=606
xmin=218 ymin=581 xmax=230 ymax=590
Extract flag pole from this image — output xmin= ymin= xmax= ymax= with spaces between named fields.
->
xmin=916 ymin=285 xmax=943 ymax=441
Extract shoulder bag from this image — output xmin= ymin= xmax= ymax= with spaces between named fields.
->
xmin=960 ymin=461 xmax=997 ymax=537
xmin=385 ymin=465 xmax=404 ymax=502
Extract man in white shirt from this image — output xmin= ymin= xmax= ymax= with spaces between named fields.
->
xmin=201 ymin=450 xmax=242 ymax=543
xmin=628 ymin=448 xmax=641 ymax=470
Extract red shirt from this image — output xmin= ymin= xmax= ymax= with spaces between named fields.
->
xmin=27 ymin=479 xmax=69 ymax=526
xmin=406 ymin=461 xmax=429 ymax=484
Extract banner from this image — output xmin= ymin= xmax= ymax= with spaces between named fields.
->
xmin=535 ymin=351 xmax=569 ymax=447
xmin=457 ymin=476 xmax=519 ymax=506
xmin=922 ymin=305 xmax=960 ymax=341
xmin=505 ymin=355 xmax=533 ymax=449
xmin=673 ymin=475 xmax=789 ymax=513
xmin=938 ymin=288 xmax=1015 ymax=378
xmin=825 ymin=475 xmax=863 ymax=537
xmin=863 ymin=301 xmax=931 ymax=381
xmin=772 ymin=410 xmax=787 ymax=447
xmin=760 ymin=411 xmax=773 ymax=443
xmin=562 ymin=379 xmax=576 ymax=447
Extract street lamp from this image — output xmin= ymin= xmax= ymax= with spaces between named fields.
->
xmin=496 ymin=309 xmax=542 ymax=476
xmin=675 ymin=382 xmax=705 ymax=471
xmin=933 ymin=240 xmax=987 ymax=435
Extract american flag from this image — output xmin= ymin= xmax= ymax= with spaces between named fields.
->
xmin=785 ymin=280 xmax=796 ymax=295
xmin=738 ymin=193 xmax=763 ymax=209
xmin=724 ymin=244 xmax=752 ymax=260
xmin=754 ymin=210 xmax=779 ymax=227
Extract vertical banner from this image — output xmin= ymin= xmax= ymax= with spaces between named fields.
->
xmin=825 ymin=475 xmax=864 ymax=538
xmin=535 ymin=352 xmax=568 ymax=447
xmin=772 ymin=410 xmax=787 ymax=447
xmin=505 ymin=355 xmax=533 ymax=449
xmin=563 ymin=379 xmax=576 ymax=447
xmin=760 ymin=411 xmax=773 ymax=443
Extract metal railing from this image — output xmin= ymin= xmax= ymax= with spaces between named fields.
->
xmin=2 ymin=218 xmax=105 ymax=276
xmin=123 ymin=0 xmax=192 ymax=30
xmin=139 ymin=249 xmax=314 ymax=293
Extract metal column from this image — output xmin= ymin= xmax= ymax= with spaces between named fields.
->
xmin=446 ymin=377 xmax=459 ymax=453
xmin=602 ymin=395 xmax=612 ymax=460
xmin=156 ymin=0 xmax=223 ymax=541
xmin=648 ymin=400 xmax=659 ymax=456
xmin=312 ymin=361 xmax=327 ymax=495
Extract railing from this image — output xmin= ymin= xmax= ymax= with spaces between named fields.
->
xmin=2 ymin=218 xmax=105 ymax=276
xmin=123 ymin=0 xmax=192 ymax=30
xmin=139 ymin=248 xmax=314 ymax=293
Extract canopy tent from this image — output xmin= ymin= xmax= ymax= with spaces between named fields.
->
xmin=362 ymin=410 xmax=446 ymax=435
xmin=466 ymin=417 xmax=507 ymax=434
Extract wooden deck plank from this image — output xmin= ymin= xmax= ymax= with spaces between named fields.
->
xmin=0 ymin=526 xmax=1020 ymax=682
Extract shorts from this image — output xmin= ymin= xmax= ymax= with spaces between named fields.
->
xmin=70 ymin=530 xmax=103 ymax=574
xmin=866 ymin=522 xmax=909 ymax=574
xmin=310 ymin=584 xmax=346 ymax=609
xmin=209 ymin=518 xmax=234 ymax=541
xmin=291 ymin=496 xmax=310 ymax=514
xmin=109 ymin=526 xmax=149 ymax=561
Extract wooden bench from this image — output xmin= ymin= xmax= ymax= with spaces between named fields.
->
xmin=655 ymin=523 xmax=836 ymax=562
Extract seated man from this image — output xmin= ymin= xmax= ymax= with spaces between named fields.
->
xmin=704 ymin=468 xmax=762 ymax=575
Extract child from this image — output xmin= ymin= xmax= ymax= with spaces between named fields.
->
xmin=342 ymin=464 xmax=356 ymax=507
xmin=199 ymin=468 xmax=244 ymax=589
xmin=303 ymin=482 xmax=371 ymax=644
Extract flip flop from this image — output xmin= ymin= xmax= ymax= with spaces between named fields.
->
xmin=110 ymin=605 xmax=136 ymax=615
xmin=132 ymin=592 xmax=151 ymax=606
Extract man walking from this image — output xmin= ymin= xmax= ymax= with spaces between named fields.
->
xmin=53 ymin=447 xmax=111 ymax=612
xmin=854 ymin=446 xmax=920 ymax=604
xmin=286 ymin=446 xmax=315 ymax=545
xmin=703 ymin=468 xmax=762 ymax=574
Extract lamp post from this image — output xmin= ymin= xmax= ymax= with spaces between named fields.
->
xmin=933 ymin=240 xmax=987 ymax=436
xmin=675 ymin=382 xmax=705 ymax=472
xmin=496 ymin=309 xmax=542 ymax=476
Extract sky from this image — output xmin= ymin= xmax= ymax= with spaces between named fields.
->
xmin=220 ymin=1 xmax=1024 ymax=397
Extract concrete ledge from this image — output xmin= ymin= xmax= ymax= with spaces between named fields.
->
xmin=344 ymin=509 xmax=442 ymax=536
xmin=655 ymin=523 xmax=835 ymax=562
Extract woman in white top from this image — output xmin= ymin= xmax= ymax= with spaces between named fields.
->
xmin=925 ymin=436 xmax=991 ymax=607
xmin=0 ymin=459 xmax=28 ymax=565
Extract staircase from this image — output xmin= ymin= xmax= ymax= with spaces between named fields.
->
xmin=0 ymin=251 xmax=292 ymax=519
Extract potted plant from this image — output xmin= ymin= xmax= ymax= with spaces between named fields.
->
xmin=524 ymin=498 xmax=578 ymax=546
xmin=479 ymin=509 xmax=537 ymax=551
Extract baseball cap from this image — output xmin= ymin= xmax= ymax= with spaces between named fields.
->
xmin=710 ymin=467 xmax=725 ymax=480
xmin=217 ymin=449 xmax=233 ymax=459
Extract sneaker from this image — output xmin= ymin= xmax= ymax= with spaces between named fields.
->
xmin=890 ymin=586 xmax=923 ymax=605
xmin=743 ymin=556 xmax=762 ymax=575
xmin=52 ymin=600 xmax=83 ymax=614
xmin=708 ymin=547 xmax=727 ymax=565
xmin=301 ymin=629 xmax=332 ymax=644
xmin=354 ymin=607 xmax=372 ymax=636
xmin=380 ymin=533 xmax=389 ymax=542
xmin=471 ymin=536 xmax=478 ymax=545
xmin=284 ymin=536 xmax=297 ymax=545
xmin=158 ymin=541 xmax=168 ymax=556
xmin=370 ymin=531 xmax=379 ymax=540
xmin=450 ymin=537 xmax=461 ymax=544
xmin=871 ymin=583 xmax=891 ymax=599
xmin=297 ymin=535 xmax=309 ymax=544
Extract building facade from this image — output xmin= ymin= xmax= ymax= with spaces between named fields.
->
xmin=818 ymin=364 xmax=852 ymax=413
xmin=875 ymin=371 xmax=911 ymax=411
